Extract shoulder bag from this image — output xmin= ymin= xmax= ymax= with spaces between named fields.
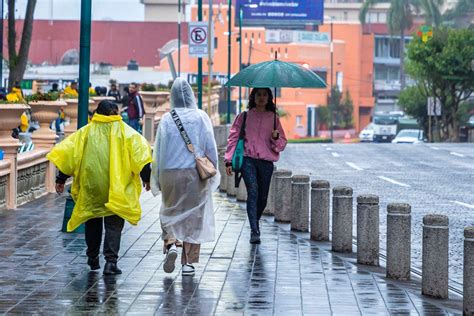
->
xmin=231 ymin=111 xmax=247 ymax=187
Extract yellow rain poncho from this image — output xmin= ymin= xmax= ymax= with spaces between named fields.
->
xmin=47 ymin=114 xmax=152 ymax=232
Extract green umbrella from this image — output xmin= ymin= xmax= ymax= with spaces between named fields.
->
xmin=226 ymin=59 xmax=327 ymax=88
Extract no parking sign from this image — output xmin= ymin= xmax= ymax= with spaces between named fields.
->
xmin=189 ymin=22 xmax=209 ymax=58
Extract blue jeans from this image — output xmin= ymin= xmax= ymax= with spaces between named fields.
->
xmin=127 ymin=118 xmax=141 ymax=133
xmin=241 ymin=157 xmax=274 ymax=233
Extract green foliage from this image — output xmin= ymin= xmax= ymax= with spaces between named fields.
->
xmin=327 ymin=87 xmax=354 ymax=129
xmin=288 ymin=137 xmax=332 ymax=144
xmin=398 ymin=86 xmax=428 ymax=131
xmin=219 ymin=113 xmax=236 ymax=125
xmin=25 ymin=91 xmax=60 ymax=102
xmin=405 ymin=27 xmax=474 ymax=140
xmin=141 ymin=83 xmax=157 ymax=91
xmin=63 ymin=93 xmax=78 ymax=99
xmin=317 ymin=106 xmax=330 ymax=126
xmin=457 ymin=101 xmax=474 ymax=125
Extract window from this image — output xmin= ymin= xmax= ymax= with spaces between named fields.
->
xmin=296 ymin=115 xmax=303 ymax=126
xmin=344 ymin=12 xmax=348 ymax=21
xmin=379 ymin=12 xmax=387 ymax=23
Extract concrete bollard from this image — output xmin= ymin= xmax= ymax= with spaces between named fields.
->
xmin=422 ymin=214 xmax=449 ymax=299
xmin=273 ymin=169 xmax=292 ymax=223
xmin=226 ymin=171 xmax=236 ymax=197
xmin=290 ymin=175 xmax=310 ymax=232
xmin=236 ymin=178 xmax=247 ymax=202
xmin=356 ymin=194 xmax=379 ymax=266
xmin=310 ymin=180 xmax=330 ymax=241
xmin=332 ymin=186 xmax=353 ymax=253
xmin=218 ymin=153 xmax=227 ymax=192
xmin=464 ymin=227 xmax=474 ymax=315
xmin=263 ymin=166 xmax=277 ymax=215
xmin=386 ymin=203 xmax=411 ymax=280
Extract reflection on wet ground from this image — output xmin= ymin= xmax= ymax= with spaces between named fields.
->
xmin=0 ymin=192 xmax=463 ymax=314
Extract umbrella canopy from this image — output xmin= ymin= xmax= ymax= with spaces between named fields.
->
xmin=226 ymin=60 xmax=327 ymax=88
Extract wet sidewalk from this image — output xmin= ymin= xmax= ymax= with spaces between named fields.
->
xmin=0 ymin=191 xmax=463 ymax=315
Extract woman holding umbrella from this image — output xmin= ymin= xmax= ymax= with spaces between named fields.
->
xmin=225 ymin=88 xmax=287 ymax=244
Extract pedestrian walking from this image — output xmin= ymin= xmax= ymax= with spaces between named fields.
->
xmin=122 ymin=82 xmax=144 ymax=132
xmin=47 ymin=100 xmax=153 ymax=275
xmin=225 ymin=88 xmax=287 ymax=244
xmin=151 ymin=78 xmax=219 ymax=277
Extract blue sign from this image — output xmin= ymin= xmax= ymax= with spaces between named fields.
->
xmin=236 ymin=0 xmax=324 ymax=26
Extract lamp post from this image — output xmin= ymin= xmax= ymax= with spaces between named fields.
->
xmin=227 ymin=0 xmax=232 ymax=124
xmin=197 ymin=0 xmax=203 ymax=109
xmin=78 ymin=0 xmax=92 ymax=128
xmin=178 ymin=0 xmax=181 ymax=77
xmin=0 ymin=0 xmax=3 ymax=88
xmin=238 ymin=3 xmax=257 ymax=114
xmin=324 ymin=15 xmax=334 ymax=142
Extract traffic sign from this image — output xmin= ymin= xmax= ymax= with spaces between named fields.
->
xmin=189 ymin=22 xmax=209 ymax=58
xmin=427 ymin=97 xmax=441 ymax=116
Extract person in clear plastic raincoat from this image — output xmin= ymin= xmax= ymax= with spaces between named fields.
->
xmin=151 ymin=78 xmax=219 ymax=276
xmin=47 ymin=100 xmax=153 ymax=275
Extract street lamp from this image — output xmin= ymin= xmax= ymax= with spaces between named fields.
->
xmin=324 ymin=15 xmax=335 ymax=142
xmin=238 ymin=3 xmax=258 ymax=113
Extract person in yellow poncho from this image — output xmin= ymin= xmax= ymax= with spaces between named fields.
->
xmin=63 ymin=82 xmax=78 ymax=97
xmin=47 ymin=100 xmax=153 ymax=275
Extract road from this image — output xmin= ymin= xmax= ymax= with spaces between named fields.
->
xmin=277 ymin=142 xmax=474 ymax=288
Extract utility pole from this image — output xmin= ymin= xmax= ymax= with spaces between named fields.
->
xmin=329 ymin=19 xmax=334 ymax=141
xmin=238 ymin=5 xmax=242 ymax=113
xmin=78 ymin=0 xmax=92 ymax=128
xmin=226 ymin=0 xmax=232 ymax=124
xmin=207 ymin=0 xmax=213 ymax=117
xmin=0 ymin=0 xmax=3 ymax=88
xmin=197 ymin=0 xmax=202 ymax=109
xmin=178 ymin=0 xmax=181 ymax=77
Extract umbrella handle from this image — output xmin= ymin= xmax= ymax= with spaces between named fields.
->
xmin=274 ymin=87 xmax=277 ymax=131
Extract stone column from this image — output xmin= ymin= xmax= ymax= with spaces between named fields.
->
xmin=386 ymin=203 xmax=411 ymax=280
xmin=63 ymin=98 xmax=94 ymax=136
xmin=311 ymin=180 xmax=330 ymax=241
xmin=290 ymin=175 xmax=310 ymax=232
xmin=218 ymin=152 xmax=227 ymax=192
xmin=264 ymin=166 xmax=277 ymax=215
xmin=236 ymin=178 xmax=247 ymax=202
xmin=357 ymin=194 xmax=379 ymax=266
xmin=332 ymin=186 xmax=353 ymax=253
xmin=422 ymin=214 xmax=449 ymax=299
xmin=30 ymin=101 xmax=66 ymax=193
xmin=464 ymin=227 xmax=474 ymax=315
xmin=0 ymin=104 xmax=30 ymax=209
xmin=273 ymin=169 xmax=292 ymax=223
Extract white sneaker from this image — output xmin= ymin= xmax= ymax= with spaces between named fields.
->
xmin=182 ymin=264 xmax=195 ymax=276
xmin=163 ymin=245 xmax=178 ymax=273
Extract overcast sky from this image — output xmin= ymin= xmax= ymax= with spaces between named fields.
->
xmin=9 ymin=0 xmax=146 ymax=21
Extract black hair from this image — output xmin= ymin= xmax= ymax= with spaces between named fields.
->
xmin=248 ymin=88 xmax=276 ymax=112
xmin=96 ymin=100 xmax=119 ymax=116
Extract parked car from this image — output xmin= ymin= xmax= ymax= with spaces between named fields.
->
xmin=359 ymin=123 xmax=374 ymax=142
xmin=391 ymin=129 xmax=425 ymax=144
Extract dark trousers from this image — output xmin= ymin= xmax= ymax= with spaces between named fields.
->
xmin=241 ymin=157 xmax=274 ymax=233
xmin=85 ymin=215 xmax=125 ymax=263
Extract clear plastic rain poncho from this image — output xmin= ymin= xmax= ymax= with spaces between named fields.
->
xmin=151 ymin=78 xmax=220 ymax=244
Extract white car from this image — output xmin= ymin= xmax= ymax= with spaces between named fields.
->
xmin=391 ymin=129 xmax=425 ymax=144
xmin=359 ymin=123 xmax=374 ymax=142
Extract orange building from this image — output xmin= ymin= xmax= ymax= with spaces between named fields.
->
xmin=159 ymin=5 xmax=375 ymax=138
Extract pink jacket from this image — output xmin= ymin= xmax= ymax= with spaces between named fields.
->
xmin=224 ymin=108 xmax=287 ymax=163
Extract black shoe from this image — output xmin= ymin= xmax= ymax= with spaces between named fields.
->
xmin=103 ymin=262 xmax=122 ymax=275
xmin=87 ymin=257 xmax=100 ymax=270
xmin=250 ymin=231 xmax=261 ymax=244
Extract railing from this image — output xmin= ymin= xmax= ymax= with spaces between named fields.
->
xmin=16 ymin=149 xmax=50 ymax=205
xmin=0 ymin=160 xmax=10 ymax=210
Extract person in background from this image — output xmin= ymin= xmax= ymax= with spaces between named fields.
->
xmin=47 ymin=100 xmax=152 ymax=275
xmin=107 ymin=83 xmax=121 ymax=102
xmin=89 ymin=83 xmax=96 ymax=95
xmin=50 ymin=83 xmax=59 ymax=93
xmin=122 ymin=83 xmax=144 ymax=132
xmin=64 ymin=82 xmax=79 ymax=97
xmin=224 ymin=88 xmax=287 ymax=244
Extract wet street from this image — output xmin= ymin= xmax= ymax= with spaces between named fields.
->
xmin=278 ymin=142 xmax=474 ymax=289
xmin=0 ymin=187 xmax=464 ymax=315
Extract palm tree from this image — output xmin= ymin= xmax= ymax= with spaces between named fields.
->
xmin=360 ymin=0 xmax=443 ymax=90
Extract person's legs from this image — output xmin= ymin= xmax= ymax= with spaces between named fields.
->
xmin=85 ymin=217 xmax=103 ymax=270
xmin=181 ymin=242 xmax=201 ymax=276
xmin=241 ymin=157 xmax=259 ymax=234
xmin=103 ymin=215 xmax=125 ymax=275
xmin=255 ymin=160 xmax=274 ymax=230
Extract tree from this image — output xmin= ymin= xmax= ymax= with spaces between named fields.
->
xmin=327 ymin=87 xmax=354 ymax=129
xmin=405 ymin=28 xmax=474 ymax=141
xmin=442 ymin=0 xmax=474 ymax=29
xmin=7 ymin=0 xmax=37 ymax=90
xmin=359 ymin=0 xmax=445 ymax=90
xmin=397 ymin=85 xmax=428 ymax=133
